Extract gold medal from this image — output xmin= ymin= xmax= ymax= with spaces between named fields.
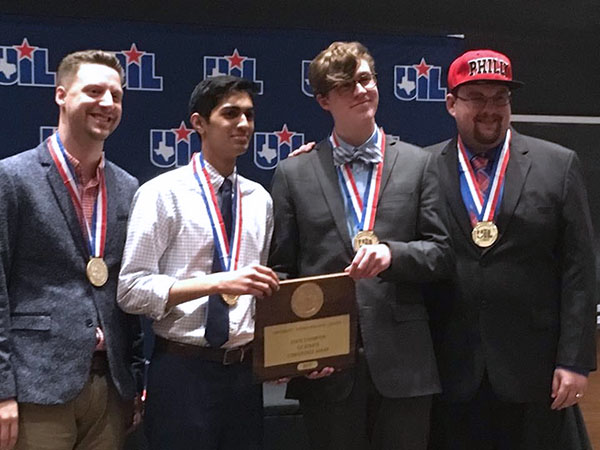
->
xmin=86 ymin=257 xmax=108 ymax=287
xmin=221 ymin=294 xmax=239 ymax=306
xmin=352 ymin=230 xmax=379 ymax=252
xmin=471 ymin=221 xmax=498 ymax=248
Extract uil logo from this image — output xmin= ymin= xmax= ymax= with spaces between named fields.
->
xmin=301 ymin=60 xmax=313 ymax=97
xmin=40 ymin=126 xmax=58 ymax=143
xmin=0 ymin=38 xmax=55 ymax=87
xmin=203 ymin=49 xmax=264 ymax=94
xmin=150 ymin=122 xmax=200 ymax=168
xmin=114 ymin=44 xmax=163 ymax=91
xmin=254 ymin=124 xmax=304 ymax=170
xmin=394 ymin=58 xmax=446 ymax=102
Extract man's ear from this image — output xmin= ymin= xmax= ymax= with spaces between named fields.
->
xmin=55 ymin=86 xmax=66 ymax=107
xmin=446 ymin=93 xmax=457 ymax=118
xmin=190 ymin=112 xmax=207 ymax=134
xmin=316 ymin=93 xmax=330 ymax=111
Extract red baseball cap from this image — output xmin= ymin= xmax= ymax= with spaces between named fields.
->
xmin=447 ymin=49 xmax=524 ymax=91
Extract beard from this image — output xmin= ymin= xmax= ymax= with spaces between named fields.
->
xmin=473 ymin=113 xmax=505 ymax=147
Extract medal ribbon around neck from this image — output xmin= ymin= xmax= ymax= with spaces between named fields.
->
xmin=47 ymin=132 xmax=107 ymax=259
xmin=457 ymin=128 xmax=511 ymax=226
xmin=192 ymin=152 xmax=242 ymax=273
xmin=332 ymin=128 xmax=385 ymax=233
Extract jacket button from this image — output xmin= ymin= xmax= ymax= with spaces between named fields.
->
xmin=85 ymin=319 xmax=94 ymax=327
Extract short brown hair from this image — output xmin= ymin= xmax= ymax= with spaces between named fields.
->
xmin=308 ymin=41 xmax=375 ymax=97
xmin=57 ymin=50 xmax=125 ymax=87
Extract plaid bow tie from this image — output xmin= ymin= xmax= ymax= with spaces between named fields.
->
xmin=333 ymin=144 xmax=382 ymax=166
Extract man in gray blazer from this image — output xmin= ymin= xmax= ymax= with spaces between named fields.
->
xmin=0 ymin=50 xmax=141 ymax=450
xmin=269 ymin=41 xmax=453 ymax=450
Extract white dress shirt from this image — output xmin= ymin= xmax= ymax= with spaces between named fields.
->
xmin=117 ymin=160 xmax=273 ymax=349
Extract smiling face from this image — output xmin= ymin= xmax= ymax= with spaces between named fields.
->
xmin=191 ymin=90 xmax=255 ymax=165
xmin=446 ymin=83 xmax=511 ymax=152
xmin=55 ymin=63 xmax=123 ymax=145
xmin=316 ymin=58 xmax=379 ymax=134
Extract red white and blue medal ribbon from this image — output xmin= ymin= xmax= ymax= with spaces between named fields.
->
xmin=47 ymin=132 xmax=107 ymax=260
xmin=457 ymin=128 xmax=511 ymax=226
xmin=332 ymin=128 xmax=385 ymax=233
xmin=192 ymin=152 xmax=242 ymax=273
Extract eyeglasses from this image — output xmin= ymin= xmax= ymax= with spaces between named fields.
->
xmin=335 ymin=73 xmax=377 ymax=95
xmin=455 ymin=92 xmax=511 ymax=108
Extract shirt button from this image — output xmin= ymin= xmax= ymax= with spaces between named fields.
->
xmin=85 ymin=319 xmax=94 ymax=328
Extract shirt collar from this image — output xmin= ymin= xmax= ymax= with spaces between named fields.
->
xmin=463 ymin=141 xmax=502 ymax=163
xmin=64 ymin=149 xmax=105 ymax=187
xmin=334 ymin=125 xmax=380 ymax=154
xmin=203 ymin=159 xmax=237 ymax=191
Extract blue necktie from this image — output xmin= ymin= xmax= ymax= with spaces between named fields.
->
xmin=204 ymin=178 xmax=232 ymax=348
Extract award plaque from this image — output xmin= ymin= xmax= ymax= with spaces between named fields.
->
xmin=253 ymin=272 xmax=357 ymax=381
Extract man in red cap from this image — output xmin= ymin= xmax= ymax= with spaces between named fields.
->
xmin=425 ymin=49 xmax=596 ymax=449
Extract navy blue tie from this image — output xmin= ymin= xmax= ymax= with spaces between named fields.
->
xmin=205 ymin=178 xmax=232 ymax=348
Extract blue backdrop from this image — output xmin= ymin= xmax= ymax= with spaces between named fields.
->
xmin=0 ymin=15 xmax=463 ymax=187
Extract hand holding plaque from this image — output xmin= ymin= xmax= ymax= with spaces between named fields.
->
xmin=253 ymin=273 xmax=357 ymax=381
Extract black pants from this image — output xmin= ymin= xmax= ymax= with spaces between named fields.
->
xmin=300 ymin=351 xmax=432 ymax=450
xmin=429 ymin=373 xmax=566 ymax=450
xmin=144 ymin=349 xmax=262 ymax=450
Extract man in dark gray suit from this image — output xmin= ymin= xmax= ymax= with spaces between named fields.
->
xmin=426 ymin=49 xmax=596 ymax=449
xmin=269 ymin=41 xmax=453 ymax=450
xmin=0 ymin=50 xmax=141 ymax=450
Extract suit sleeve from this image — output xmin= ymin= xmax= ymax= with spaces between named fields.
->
xmin=268 ymin=164 xmax=299 ymax=280
xmin=0 ymin=163 xmax=17 ymax=400
xmin=379 ymin=152 xmax=455 ymax=283
xmin=556 ymin=152 xmax=597 ymax=371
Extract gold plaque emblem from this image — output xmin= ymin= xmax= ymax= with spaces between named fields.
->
xmin=86 ymin=257 xmax=108 ymax=287
xmin=297 ymin=361 xmax=318 ymax=371
xmin=352 ymin=230 xmax=379 ymax=252
xmin=221 ymin=294 xmax=239 ymax=306
xmin=472 ymin=221 xmax=498 ymax=248
xmin=291 ymin=282 xmax=324 ymax=319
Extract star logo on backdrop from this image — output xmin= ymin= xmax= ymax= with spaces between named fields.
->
xmin=226 ymin=49 xmax=246 ymax=69
xmin=13 ymin=38 xmax=36 ymax=59
xmin=173 ymin=121 xmax=193 ymax=142
xmin=413 ymin=58 xmax=431 ymax=77
xmin=275 ymin=124 xmax=294 ymax=145
xmin=124 ymin=43 xmax=145 ymax=65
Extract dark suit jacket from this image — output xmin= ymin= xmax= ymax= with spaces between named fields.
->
xmin=269 ymin=136 xmax=454 ymax=402
xmin=0 ymin=142 xmax=141 ymax=405
xmin=425 ymin=130 xmax=597 ymax=403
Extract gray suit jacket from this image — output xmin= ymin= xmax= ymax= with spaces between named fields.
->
xmin=269 ymin=136 xmax=454 ymax=402
xmin=425 ymin=130 xmax=597 ymax=402
xmin=0 ymin=141 xmax=141 ymax=404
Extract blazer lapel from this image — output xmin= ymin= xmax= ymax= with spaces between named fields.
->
xmin=103 ymin=163 xmax=119 ymax=262
xmin=312 ymin=140 xmax=354 ymax=257
xmin=439 ymin=138 xmax=474 ymax=243
xmin=39 ymin=143 xmax=88 ymax=260
xmin=377 ymin=136 xmax=398 ymax=202
xmin=488 ymin=129 xmax=531 ymax=252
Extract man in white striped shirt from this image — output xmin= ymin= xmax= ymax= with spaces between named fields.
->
xmin=117 ymin=75 xmax=279 ymax=450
